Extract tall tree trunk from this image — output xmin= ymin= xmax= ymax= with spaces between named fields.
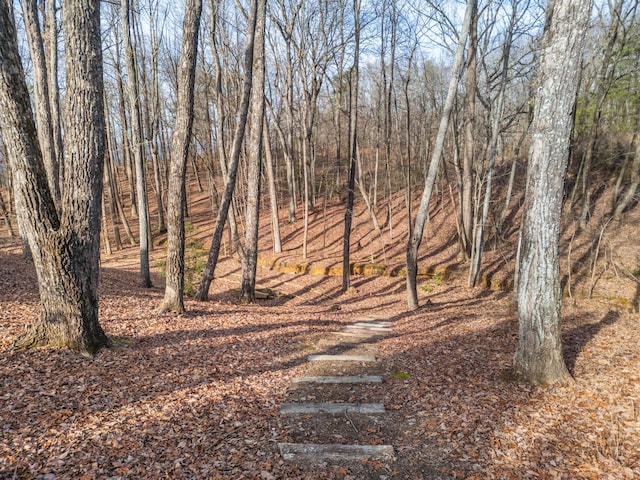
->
xmin=263 ymin=119 xmax=282 ymax=253
xmin=104 ymin=95 xmax=123 ymax=250
xmin=196 ymin=0 xmax=259 ymax=301
xmin=113 ymin=40 xmax=137 ymax=219
xmin=137 ymin=7 xmax=166 ymax=235
xmin=160 ymin=0 xmax=203 ymax=313
xmin=45 ymin=0 xmax=64 ymax=190
xmin=514 ymin=0 xmax=592 ymax=385
xmin=342 ymin=0 xmax=360 ymax=292
xmin=209 ymin=0 xmax=245 ymax=258
xmin=460 ymin=1 xmax=478 ymax=260
xmin=406 ymin=0 xmax=475 ymax=310
xmin=22 ymin=0 xmax=61 ymax=208
xmin=122 ymin=0 xmax=152 ymax=287
xmin=240 ymin=0 xmax=266 ymax=303
xmin=0 ymin=0 xmax=110 ymax=354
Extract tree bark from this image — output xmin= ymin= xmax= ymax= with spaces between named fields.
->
xmin=406 ymin=0 xmax=475 ymax=310
xmin=0 ymin=188 xmax=14 ymax=237
xmin=514 ymin=0 xmax=592 ymax=385
xmin=263 ymin=119 xmax=282 ymax=253
xmin=342 ymin=0 xmax=360 ymax=292
xmin=196 ymin=0 xmax=259 ymax=301
xmin=460 ymin=1 xmax=478 ymax=260
xmin=160 ymin=0 xmax=203 ymax=313
xmin=22 ymin=0 xmax=61 ymax=208
xmin=44 ymin=0 xmax=64 ymax=191
xmin=0 ymin=0 xmax=110 ymax=354
xmin=240 ymin=0 xmax=266 ymax=303
xmin=122 ymin=0 xmax=152 ymax=287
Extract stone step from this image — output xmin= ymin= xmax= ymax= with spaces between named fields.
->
xmin=292 ymin=375 xmax=382 ymax=385
xmin=278 ymin=443 xmax=394 ymax=462
xmin=279 ymin=402 xmax=385 ymax=415
xmin=308 ymin=354 xmax=376 ymax=362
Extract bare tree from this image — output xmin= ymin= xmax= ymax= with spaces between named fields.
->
xmin=341 ymin=0 xmax=360 ymax=292
xmin=159 ymin=0 xmax=203 ymax=313
xmin=0 ymin=0 xmax=110 ymax=353
xmin=514 ymin=0 xmax=593 ymax=385
xmin=196 ymin=0 xmax=260 ymax=301
xmin=122 ymin=0 xmax=152 ymax=287
xmin=406 ymin=0 xmax=475 ymax=310
xmin=240 ymin=0 xmax=267 ymax=303
xmin=263 ymin=119 xmax=282 ymax=252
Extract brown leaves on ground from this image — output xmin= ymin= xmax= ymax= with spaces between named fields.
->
xmin=1 ymin=243 xmax=639 ymax=479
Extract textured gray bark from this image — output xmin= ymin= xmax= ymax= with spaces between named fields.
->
xmin=514 ymin=0 xmax=593 ymax=385
xmin=0 ymin=0 xmax=110 ymax=354
xmin=160 ymin=0 xmax=203 ymax=313
xmin=406 ymin=0 xmax=475 ymax=310
xmin=240 ymin=0 xmax=266 ymax=303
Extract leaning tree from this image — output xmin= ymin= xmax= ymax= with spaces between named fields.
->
xmin=0 ymin=0 xmax=110 ymax=354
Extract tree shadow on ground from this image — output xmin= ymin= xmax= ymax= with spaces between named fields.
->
xmin=562 ymin=309 xmax=620 ymax=375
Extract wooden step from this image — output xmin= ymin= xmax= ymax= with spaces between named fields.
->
xmin=331 ymin=330 xmax=381 ymax=338
xmin=292 ymin=375 xmax=382 ymax=384
xmin=279 ymin=402 xmax=385 ymax=415
xmin=344 ymin=325 xmax=391 ymax=333
xmin=308 ymin=354 xmax=376 ymax=362
xmin=278 ymin=443 xmax=394 ymax=462
xmin=349 ymin=322 xmax=392 ymax=331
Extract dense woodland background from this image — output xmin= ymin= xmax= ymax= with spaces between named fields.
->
xmin=1 ymin=0 xmax=640 ymax=299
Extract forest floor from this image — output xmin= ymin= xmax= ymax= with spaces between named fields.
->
xmin=1 ymin=183 xmax=640 ymax=479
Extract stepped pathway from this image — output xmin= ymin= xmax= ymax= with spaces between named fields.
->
xmin=277 ymin=319 xmax=395 ymax=463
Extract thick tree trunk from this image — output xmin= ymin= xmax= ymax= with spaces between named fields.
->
xmin=160 ymin=0 xmax=203 ymax=313
xmin=240 ymin=0 xmax=266 ymax=303
xmin=0 ymin=0 xmax=110 ymax=354
xmin=406 ymin=0 xmax=475 ymax=310
xmin=514 ymin=0 xmax=592 ymax=385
